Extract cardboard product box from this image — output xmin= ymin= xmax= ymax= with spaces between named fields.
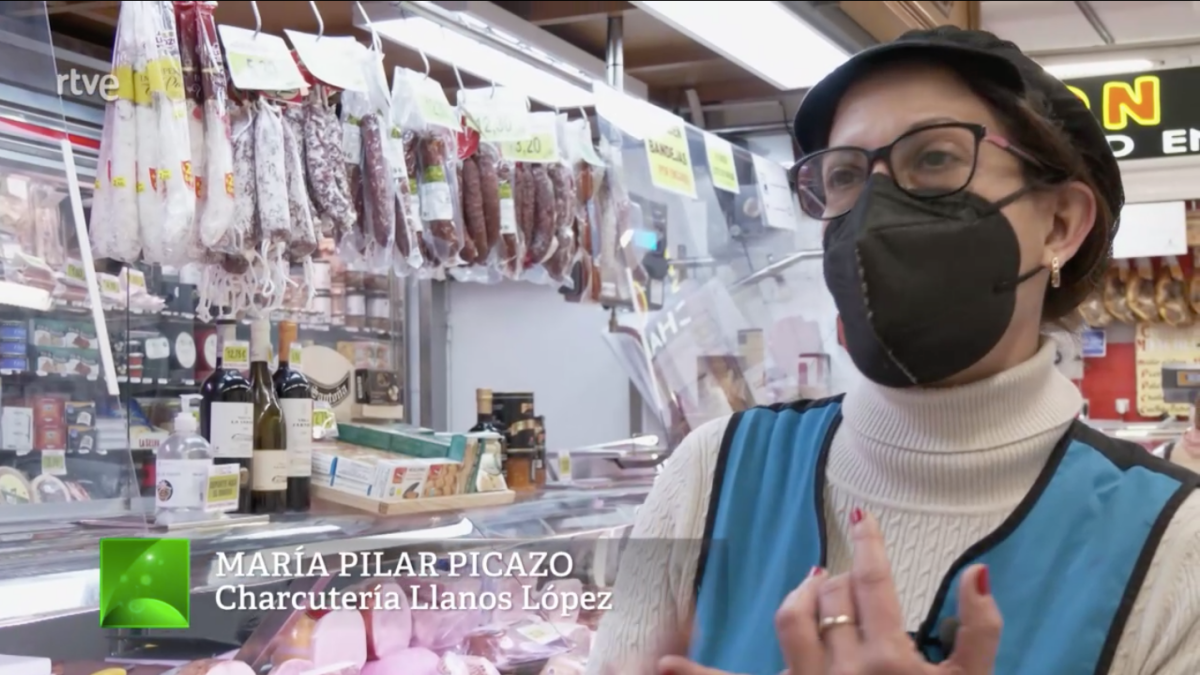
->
xmin=313 ymin=444 xmax=466 ymax=501
xmin=337 ymin=422 xmax=466 ymax=461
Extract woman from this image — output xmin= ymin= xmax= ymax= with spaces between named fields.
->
xmin=588 ymin=27 xmax=1200 ymax=675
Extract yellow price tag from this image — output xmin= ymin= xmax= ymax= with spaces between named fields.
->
xmin=223 ymin=341 xmax=250 ymax=370
xmin=100 ymin=278 xmax=121 ymax=295
xmin=41 ymin=450 xmax=66 ymax=477
xmin=65 ymin=261 xmax=86 ymax=283
xmin=500 ymin=112 xmax=559 ymax=163
xmin=416 ymin=78 xmax=459 ymax=131
xmin=557 ymin=452 xmax=572 ymax=481
xmin=207 ymin=473 xmax=239 ymax=503
xmin=288 ymin=345 xmax=303 ymax=367
xmin=704 ymin=133 xmax=739 ymax=194
xmin=501 ymin=134 xmax=556 ymax=162
xmin=645 ymin=122 xmax=696 ymax=199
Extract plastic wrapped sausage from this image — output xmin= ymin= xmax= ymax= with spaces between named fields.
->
xmin=515 ymin=163 xmax=535 ymax=254
xmin=281 ymin=110 xmax=317 ymax=261
xmin=254 ymin=101 xmax=291 ymax=244
xmin=195 ymin=0 xmax=236 ymax=253
xmin=305 ymin=98 xmax=353 ymax=237
xmin=417 ymin=130 xmax=464 ymax=264
xmin=360 ymin=113 xmax=396 ymax=263
xmin=527 ymin=164 xmax=557 ymax=264
xmin=461 ymin=157 xmax=487 ymax=264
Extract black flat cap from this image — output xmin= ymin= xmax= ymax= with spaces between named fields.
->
xmin=793 ymin=26 xmax=1123 ymax=248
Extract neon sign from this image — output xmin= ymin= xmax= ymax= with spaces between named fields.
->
xmin=1063 ymin=69 xmax=1200 ymax=160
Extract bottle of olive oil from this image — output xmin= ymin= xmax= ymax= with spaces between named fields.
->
xmin=249 ymin=318 xmax=287 ymax=514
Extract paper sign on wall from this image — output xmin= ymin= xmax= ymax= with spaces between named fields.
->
xmin=1112 ymin=201 xmax=1187 ymax=259
xmin=645 ymin=123 xmax=696 ymax=199
xmin=1134 ymin=322 xmax=1200 ymax=417
xmin=752 ymin=154 xmax=799 ymax=230
xmin=705 ymin=133 xmax=738 ymax=194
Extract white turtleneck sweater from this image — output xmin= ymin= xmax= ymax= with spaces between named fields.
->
xmin=588 ymin=341 xmax=1200 ymax=674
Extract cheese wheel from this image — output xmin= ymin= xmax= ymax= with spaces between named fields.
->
xmin=0 ymin=467 xmax=33 ymax=504
xmin=32 ymin=474 xmax=71 ymax=503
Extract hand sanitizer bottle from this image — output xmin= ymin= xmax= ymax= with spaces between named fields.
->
xmin=156 ymin=395 xmax=214 ymax=524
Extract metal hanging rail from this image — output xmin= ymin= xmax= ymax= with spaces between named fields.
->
xmin=357 ymin=1 xmax=599 ymax=96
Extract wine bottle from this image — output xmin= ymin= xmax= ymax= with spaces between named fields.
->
xmin=273 ymin=321 xmax=312 ymax=512
xmin=249 ymin=318 xmax=287 ymax=514
xmin=198 ymin=320 xmax=254 ymax=514
xmin=469 ymin=388 xmax=507 ymax=474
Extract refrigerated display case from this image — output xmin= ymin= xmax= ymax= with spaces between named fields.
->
xmin=0 ymin=1 xmax=141 ymax=524
xmin=0 ymin=484 xmax=649 ymax=666
xmin=588 ymin=85 xmax=850 ymax=447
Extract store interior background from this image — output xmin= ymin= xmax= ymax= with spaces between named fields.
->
xmin=5 ymin=0 xmax=1200 ymax=658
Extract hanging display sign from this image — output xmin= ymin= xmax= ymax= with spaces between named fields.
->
xmin=644 ymin=123 xmax=697 ymax=199
xmin=1063 ymin=67 xmax=1200 ymax=161
xmin=704 ymin=133 xmax=739 ymax=194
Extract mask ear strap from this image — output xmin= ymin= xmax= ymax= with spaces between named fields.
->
xmin=995 ymin=262 xmax=1049 ymax=292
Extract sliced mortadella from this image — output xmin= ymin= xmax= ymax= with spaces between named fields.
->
xmin=272 ymin=614 xmax=318 ymax=666
xmin=360 ymin=579 xmax=412 ymax=659
xmin=440 ymin=654 xmax=501 ymax=675
xmin=298 ymin=662 xmax=362 ymax=675
xmin=358 ymin=648 xmax=439 ymax=675
xmin=539 ymin=578 xmax=584 ymax=623
xmin=178 ymin=660 xmax=255 ymax=675
xmin=270 ymin=660 xmax=314 ymax=675
xmin=271 ymin=611 xmax=368 ymax=670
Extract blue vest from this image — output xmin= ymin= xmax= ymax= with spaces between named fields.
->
xmin=689 ymin=397 xmax=1196 ymax=675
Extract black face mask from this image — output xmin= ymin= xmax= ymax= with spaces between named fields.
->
xmin=823 ymin=174 xmax=1044 ymax=388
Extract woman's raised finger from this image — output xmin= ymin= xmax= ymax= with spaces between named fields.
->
xmin=816 ymin=571 xmax=862 ymax=673
xmin=774 ymin=567 xmax=825 ymax=674
xmin=848 ymin=509 xmax=906 ymax=642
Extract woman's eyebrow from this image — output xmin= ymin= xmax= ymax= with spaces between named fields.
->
xmin=901 ymin=116 xmax=961 ymax=133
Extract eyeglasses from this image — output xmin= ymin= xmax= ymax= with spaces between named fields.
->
xmin=789 ymin=122 xmax=1048 ymax=221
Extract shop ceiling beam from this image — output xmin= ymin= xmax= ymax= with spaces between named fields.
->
xmin=1073 ymin=0 xmax=1114 ymax=46
xmin=685 ymin=88 xmax=705 ymax=129
xmin=663 ymin=77 xmax=796 ymax=107
xmin=779 ymin=0 xmax=877 ymax=51
xmin=7 ymin=0 xmax=116 ymax=17
xmin=623 ymin=43 xmax=725 ymax=76
xmin=502 ymin=0 xmax=630 ymax=27
xmin=830 ymin=0 xmax=975 ymax=43
xmin=427 ymin=0 xmax=649 ymax=98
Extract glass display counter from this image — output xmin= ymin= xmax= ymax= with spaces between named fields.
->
xmin=0 ymin=484 xmax=648 ymax=630
xmin=0 ymin=1 xmax=139 ymax=524
xmin=590 ymin=85 xmax=851 ymax=447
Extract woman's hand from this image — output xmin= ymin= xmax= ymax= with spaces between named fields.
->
xmin=658 ymin=510 xmax=1003 ymax=675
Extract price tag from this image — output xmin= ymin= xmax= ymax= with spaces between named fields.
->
xmin=41 ymin=450 xmax=66 ymax=477
xmin=218 ymin=25 xmax=307 ymax=92
xmin=100 ymin=277 xmax=121 ymax=296
xmin=577 ymin=120 xmax=605 ymax=168
xmin=645 ymin=122 xmax=697 ymax=199
xmin=500 ymin=112 xmax=559 ymax=163
xmin=460 ymin=87 xmax=530 ymax=142
xmin=205 ymin=463 xmax=240 ymax=513
xmin=557 ymin=451 xmax=572 ymax=482
xmin=288 ymin=345 xmax=303 ymax=369
xmin=413 ymin=76 xmax=458 ymax=131
xmin=223 ymin=340 xmax=250 ymax=371
xmin=515 ymin=621 xmax=561 ymax=645
xmin=121 ymin=267 xmax=147 ymax=293
xmin=64 ymin=260 xmax=86 ymax=284
xmin=285 ymin=31 xmax=368 ymax=92
xmin=705 ymin=133 xmax=739 ymax=194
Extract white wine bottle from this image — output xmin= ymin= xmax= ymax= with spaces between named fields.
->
xmin=249 ymin=318 xmax=287 ymax=514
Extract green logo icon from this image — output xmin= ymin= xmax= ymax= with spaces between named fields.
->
xmin=99 ymin=538 xmax=190 ymax=629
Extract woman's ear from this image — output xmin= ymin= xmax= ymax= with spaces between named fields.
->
xmin=1043 ymin=180 xmax=1096 ymax=267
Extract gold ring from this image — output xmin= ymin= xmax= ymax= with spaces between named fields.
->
xmin=818 ymin=614 xmax=856 ymax=634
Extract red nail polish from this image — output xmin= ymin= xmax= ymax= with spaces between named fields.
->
xmin=976 ymin=566 xmax=990 ymax=596
xmin=850 ymin=507 xmax=863 ymax=525
xmin=809 ymin=566 xmax=823 ymax=578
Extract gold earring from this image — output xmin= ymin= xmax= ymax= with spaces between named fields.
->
xmin=1050 ymin=257 xmax=1062 ymax=289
